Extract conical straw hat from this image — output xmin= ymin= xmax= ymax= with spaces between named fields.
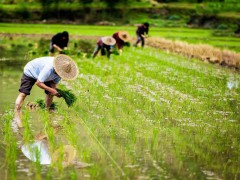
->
xmin=51 ymin=145 xmax=77 ymax=167
xmin=53 ymin=55 xmax=79 ymax=80
xmin=118 ymin=31 xmax=130 ymax=42
xmin=101 ymin=36 xmax=116 ymax=46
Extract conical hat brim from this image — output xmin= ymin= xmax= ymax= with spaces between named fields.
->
xmin=54 ymin=55 xmax=79 ymax=80
xmin=118 ymin=31 xmax=130 ymax=42
xmin=51 ymin=145 xmax=77 ymax=167
xmin=101 ymin=36 xmax=116 ymax=46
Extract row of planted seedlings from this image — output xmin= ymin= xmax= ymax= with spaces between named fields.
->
xmin=129 ymin=47 xmax=240 ymax=179
xmin=67 ymin=56 xmax=169 ymax=178
xmin=70 ymin=51 xmax=196 ymax=178
xmin=69 ymin=46 xmax=240 ymax=179
xmin=1 ymin=42 xmax=239 ymax=179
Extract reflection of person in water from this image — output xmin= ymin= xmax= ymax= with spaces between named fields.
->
xmin=21 ymin=127 xmax=91 ymax=168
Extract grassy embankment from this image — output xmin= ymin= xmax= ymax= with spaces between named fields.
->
xmin=1 ymin=45 xmax=240 ymax=179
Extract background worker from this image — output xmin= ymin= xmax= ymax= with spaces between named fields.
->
xmin=112 ymin=31 xmax=130 ymax=54
xmin=49 ymin=31 xmax=69 ymax=55
xmin=92 ymin=36 xmax=116 ymax=58
xmin=14 ymin=55 xmax=78 ymax=128
xmin=134 ymin=22 xmax=150 ymax=48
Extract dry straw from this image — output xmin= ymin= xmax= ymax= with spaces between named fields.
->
xmin=147 ymin=37 xmax=240 ymax=70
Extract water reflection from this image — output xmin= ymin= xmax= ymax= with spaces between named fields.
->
xmin=19 ymin=125 xmax=91 ymax=169
xmin=21 ymin=139 xmax=51 ymax=165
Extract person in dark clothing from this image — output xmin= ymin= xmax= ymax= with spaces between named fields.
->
xmin=49 ymin=31 xmax=69 ymax=54
xmin=92 ymin=36 xmax=116 ymax=58
xmin=135 ymin=22 xmax=149 ymax=47
xmin=112 ymin=31 xmax=130 ymax=54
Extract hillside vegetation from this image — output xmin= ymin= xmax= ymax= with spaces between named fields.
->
xmin=0 ymin=0 xmax=239 ymax=32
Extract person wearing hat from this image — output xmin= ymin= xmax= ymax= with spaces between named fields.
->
xmin=134 ymin=22 xmax=150 ymax=48
xmin=112 ymin=31 xmax=130 ymax=54
xmin=92 ymin=36 xmax=116 ymax=59
xmin=14 ymin=54 xmax=78 ymax=128
xmin=49 ymin=31 xmax=69 ymax=55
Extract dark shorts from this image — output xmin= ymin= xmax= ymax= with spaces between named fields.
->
xmin=19 ymin=74 xmax=53 ymax=95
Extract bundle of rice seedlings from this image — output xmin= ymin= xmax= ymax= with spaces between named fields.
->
xmin=56 ymin=88 xmax=77 ymax=107
xmin=36 ymin=99 xmax=45 ymax=109
xmin=36 ymin=99 xmax=58 ymax=110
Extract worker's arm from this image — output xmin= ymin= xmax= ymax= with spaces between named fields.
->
xmin=35 ymin=80 xmax=60 ymax=96
xmin=53 ymin=44 xmax=63 ymax=52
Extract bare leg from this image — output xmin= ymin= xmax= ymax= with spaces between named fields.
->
xmin=45 ymin=94 xmax=54 ymax=109
xmin=14 ymin=92 xmax=27 ymax=128
xmin=141 ymin=37 xmax=145 ymax=47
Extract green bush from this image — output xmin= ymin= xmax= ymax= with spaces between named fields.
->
xmin=216 ymin=23 xmax=228 ymax=30
xmin=16 ymin=4 xmax=30 ymax=19
xmin=168 ymin=14 xmax=181 ymax=20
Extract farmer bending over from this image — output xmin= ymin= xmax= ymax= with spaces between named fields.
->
xmin=92 ymin=36 xmax=116 ymax=58
xmin=112 ymin=31 xmax=130 ymax=54
xmin=49 ymin=31 xmax=69 ymax=55
xmin=14 ymin=55 xmax=79 ymax=128
xmin=134 ymin=22 xmax=149 ymax=48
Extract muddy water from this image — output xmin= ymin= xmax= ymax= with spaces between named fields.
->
xmin=0 ymin=55 xmax=52 ymax=179
xmin=0 ymin=59 xmax=48 ymax=110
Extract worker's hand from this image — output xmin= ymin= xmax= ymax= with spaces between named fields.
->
xmin=50 ymin=89 xmax=61 ymax=97
xmin=60 ymin=49 xmax=69 ymax=55
xmin=56 ymin=93 xmax=62 ymax=98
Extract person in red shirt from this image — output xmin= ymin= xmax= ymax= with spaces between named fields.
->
xmin=92 ymin=36 xmax=116 ymax=58
xmin=134 ymin=22 xmax=149 ymax=48
xmin=112 ymin=31 xmax=130 ymax=54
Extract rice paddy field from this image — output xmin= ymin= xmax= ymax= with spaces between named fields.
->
xmin=0 ymin=23 xmax=240 ymax=179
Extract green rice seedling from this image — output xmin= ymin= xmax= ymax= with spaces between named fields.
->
xmin=2 ymin=110 xmax=18 ymax=180
xmin=56 ymin=87 xmax=77 ymax=107
xmin=110 ymin=48 xmax=120 ymax=56
xmin=36 ymin=99 xmax=45 ymax=109
xmin=22 ymin=109 xmax=34 ymax=143
xmin=35 ymin=99 xmax=58 ymax=110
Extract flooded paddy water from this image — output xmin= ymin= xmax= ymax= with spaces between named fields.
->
xmin=0 ymin=36 xmax=240 ymax=179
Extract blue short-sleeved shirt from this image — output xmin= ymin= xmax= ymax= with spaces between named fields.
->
xmin=24 ymin=57 xmax=61 ymax=84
